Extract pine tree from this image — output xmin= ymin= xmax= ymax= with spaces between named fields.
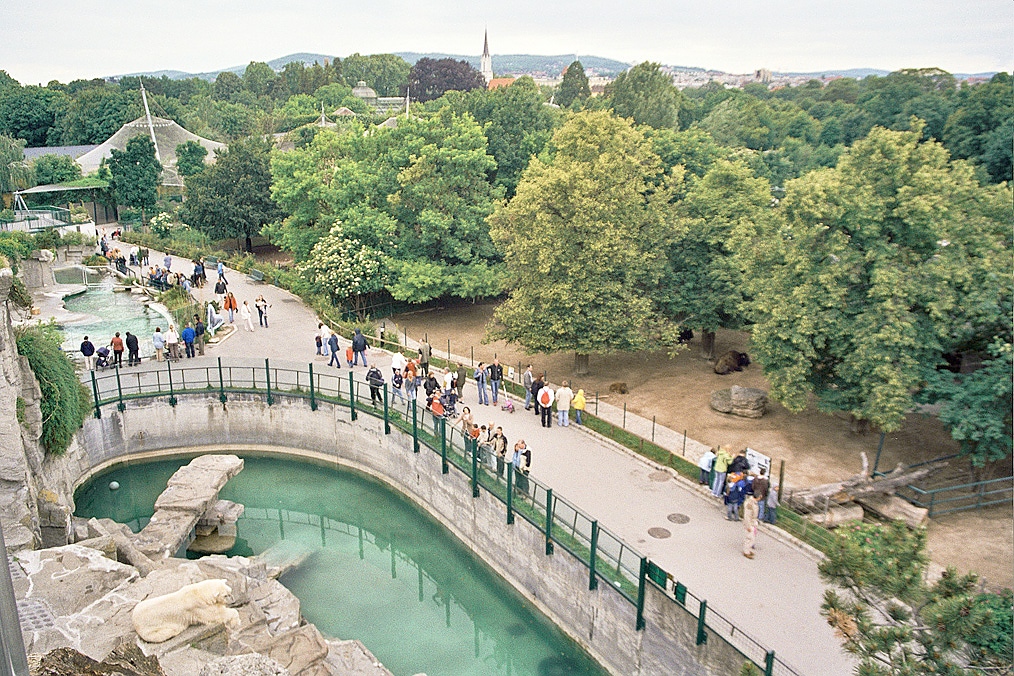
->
xmin=557 ymin=61 xmax=590 ymax=108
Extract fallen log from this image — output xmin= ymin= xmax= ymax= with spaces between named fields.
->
xmin=806 ymin=503 xmax=865 ymax=528
xmin=787 ymin=453 xmax=946 ymax=510
xmin=856 ymin=495 xmax=929 ymax=528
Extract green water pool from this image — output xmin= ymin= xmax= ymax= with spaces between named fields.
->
xmin=59 ymin=276 xmax=165 ymax=358
xmin=74 ymin=455 xmax=607 ymax=676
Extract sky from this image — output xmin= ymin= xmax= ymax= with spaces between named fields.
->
xmin=2 ymin=0 xmax=1010 ymax=84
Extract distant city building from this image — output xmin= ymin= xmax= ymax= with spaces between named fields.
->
xmin=351 ymin=81 xmax=408 ymax=114
xmin=755 ymin=68 xmax=773 ymax=84
xmin=487 ymin=77 xmax=515 ymax=90
xmin=480 ymin=30 xmax=494 ymax=84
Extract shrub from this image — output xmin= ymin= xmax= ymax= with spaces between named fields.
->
xmin=82 ymin=254 xmax=108 ymax=266
xmin=14 ymin=324 xmax=90 ymax=455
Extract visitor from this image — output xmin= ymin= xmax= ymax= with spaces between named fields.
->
xmin=698 ymin=448 xmax=717 ymax=486
xmin=531 ymin=373 xmax=544 ymax=417
xmin=255 ymin=295 xmax=270 ymax=327
xmin=315 ymin=331 xmax=323 ymax=356
xmin=537 ymin=382 xmax=555 ymax=428
xmin=423 ymin=373 xmax=440 ymax=401
xmin=753 ymin=468 xmax=770 ymax=522
xmin=492 ymin=427 xmax=508 ymax=477
xmin=214 ymin=277 xmax=227 ymax=299
xmin=512 ymin=440 xmax=531 ymax=494
xmin=217 ymin=260 xmax=226 ymax=282
xmin=404 ymin=359 xmax=418 ymax=400
xmin=418 ymin=340 xmax=431 ymax=376
xmin=345 ymin=345 xmax=354 ymax=367
xmin=573 ymin=388 xmax=586 ymax=425
xmin=729 ymin=449 xmax=750 ymax=475
xmin=193 ymin=315 xmax=206 ymax=356
xmin=474 ymin=362 xmax=489 ymax=406
xmin=455 ymin=362 xmax=467 ymax=403
xmin=764 ymin=485 xmax=779 ymax=524
xmin=366 ymin=365 xmax=385 ymax=406
xmin=725 ymin=473 xmax=748 ymax=521
xmin=163 ymin=254 xmax=172 ymax=271
xmin=152 ymin=327 xmax=165 ymax=362
xmin=328 ymin=331 xmax=341 ymax=368
xmin=351 ymin=329 xmax=368 ymax=366
xmin=742 ymin=491 xmax=759 ymax=559
xmin=240 ymin=301 xmax=254 ymax=332
xmin=442 ymin=368 xmax=455 ymax=396
xmin=109 ymin=332 xmax=124 ymax=367
xmin=555 ymin=380 xmax=573 ymax=427
xmin=80 ymin=336 xmax=96 ymax=371
xmin=711 ymin=447 xmax=733 ymax=497
xmin=317 ymin=323 xmax=329 ymax=357
xmin=456 ymin=406 xmax=474 ymax=433
xmin=192 ymin=259 xmax=203 ymax=287
xmin=223 ymin=292 xmax=238 ymax=323
xmin=181 ymin=323 xmax=196 ymax=358
xmin=488 ymin=359 xmax=503 ymax=405
xmin=391 ymin=351 xmax=408 ymax=376
xmin=165 ymin=325 xmax=180 ymax=360
xmin=522 ymin=365 xmax=534 ymax=410
xmin=125 ymin=331 xmax=140 ymax=366
xmin=391 ymin=368 xmax=405 ymax=403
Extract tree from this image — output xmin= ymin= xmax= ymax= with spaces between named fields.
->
xmin=736 ymin=126 xmax=1013 ymax=433
xmin=607 ymin=62 xmax=682 ymax=129
xmin=184 ymin=136 xmax=280 ymax=252
xmin=108 ymin=136 xmax=161 ymax=223
xmin=298 ymin=222 xmax=386 ymax=319
xmin=31 ymin=153 xmax=81 ymax=185
xmin=0 ymin=85 xmax=66 ymax=146
xmin=407 ymin=58 xmax=485 ymax=102
xmin=342 ymin=53 xmax=411 ymax=97
xmin=557 ymin=60 xmax=590 ymax=108
xmin=50 ymin=86 xmax=140 ymax=145
xmin=488 ymin=111 xmax=677 ymax=373
xmin=213 ymin=71 xmax=244 ymax=101
xmin=242 ymin=61 xmax=277 ymax=97
xmin=820 ymin=521 xmax=1013 ymax=674
xmin=175 ymin=140 xmax=208 ymax=177
xmin=0 ymin=133 xmax=31 ymax=194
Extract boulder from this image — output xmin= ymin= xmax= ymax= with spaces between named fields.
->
xmin=710 ymin=386 xmax=768 ymax=418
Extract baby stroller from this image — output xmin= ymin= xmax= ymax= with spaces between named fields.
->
xmin=501 ymin=398 xmax=515 ymax=413
xmin=95 ymin=346 xmax=111 ymax=369
xmin=439 ymin=389 xmax=458 ymax=418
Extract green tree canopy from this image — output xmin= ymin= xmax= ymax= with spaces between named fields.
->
xmin=407 ymin=58 xmax=486 ymax=102
xmin=735 ymin=125 xmax=1013 ymax=432
xmin=557 ymin=60 xmax=590 ymax=108
xmin=31 ymin=153 xmax=81 ymax=185
xmin=0 ymin=133 xmax=31 ymax=193
xmin=488 ymin=111 xmax=678 ymax=366
xmin=175 ymin=140 xmax=208 ymax=177
xmin=108 ymin=136 xmax=161 ymax=222
xmin=184 ymin=136 xmax=280 ymax=252
xmin=342 ymin=53 xmax=411 ymax=97
xmin=607 ymin=62 xmax=682 ymax=129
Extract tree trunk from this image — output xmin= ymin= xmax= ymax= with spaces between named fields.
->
xmin=849 ymin=414 xmax=871 ymax=435
xmin=245 ymin=235 xmax=253 ymax=253
xmin=574 ymin=353 xmax=589 ymax=375
xmin=701 ymin=330 xmax=716 ymax=360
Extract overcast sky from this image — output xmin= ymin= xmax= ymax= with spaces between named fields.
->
xmin=3 ymin=0 xmax=1010 ymax=84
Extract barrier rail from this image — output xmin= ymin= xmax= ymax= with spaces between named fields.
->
xmin=85 ymin=358 xmax=804 ymax=676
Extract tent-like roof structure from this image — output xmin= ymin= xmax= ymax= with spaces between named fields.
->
xmin=75 ymin=116 xmax=225 ymax=187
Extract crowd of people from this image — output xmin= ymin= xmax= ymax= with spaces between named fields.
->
xmin=697 ymin=447 xmax=780 ymax=560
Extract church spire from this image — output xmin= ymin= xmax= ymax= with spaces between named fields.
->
xmin=480 ymin=28 xmax=493 ymax=85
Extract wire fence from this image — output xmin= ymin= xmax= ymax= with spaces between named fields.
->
xmin=85 ymin=358 xmax=806 ymax=676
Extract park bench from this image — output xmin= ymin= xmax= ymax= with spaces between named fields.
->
xmin=248 ymin=269 xmax=265 ymax=283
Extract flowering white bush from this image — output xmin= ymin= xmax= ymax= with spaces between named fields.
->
xmin=299 ymin=222 xmax=386 ymax=317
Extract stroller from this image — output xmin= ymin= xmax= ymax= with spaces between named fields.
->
xmin=439 ymin=389 xmax=458 ymax=418
xmin=501 ymin=398 xmax=515 ymax=413
xmin=95 ymin=346 xmax=111 ymax=369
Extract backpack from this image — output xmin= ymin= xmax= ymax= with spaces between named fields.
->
xmin=538 ymin=389 xmax=552 ymax=407
xmin=367 ymin=368 xmax=384 ymax=387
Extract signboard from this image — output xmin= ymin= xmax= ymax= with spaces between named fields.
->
xmin=745 ymin=448 xmax=771 ymax=476
xmin=507 ymin=366 xmax=516 ymax=380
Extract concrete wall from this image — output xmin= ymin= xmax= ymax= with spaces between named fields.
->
xmin=70 ymin=393 xmax=753 ymax=676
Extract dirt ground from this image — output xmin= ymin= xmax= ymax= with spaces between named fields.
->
xmin=389 ymin=301 xmax=1014 ymax=588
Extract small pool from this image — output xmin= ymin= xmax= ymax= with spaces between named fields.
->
xmin=59 ymin=276 xmax=166 ymax=359
xmin=75 ymin=456 xmax=606 ymax=676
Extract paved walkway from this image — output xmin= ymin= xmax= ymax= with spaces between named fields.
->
xmin=116 ymin=251 xmax=854 ymax=676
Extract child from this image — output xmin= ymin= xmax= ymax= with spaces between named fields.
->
xmin=345 ymin=345 xmax=354 ymax=367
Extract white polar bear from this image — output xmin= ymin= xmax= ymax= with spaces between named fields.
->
xmin=131 ymin=578 xmax=241 ymax=643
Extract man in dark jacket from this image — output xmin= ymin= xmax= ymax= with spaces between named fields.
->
xmin=366 ymin=365 xmax=384 ymax=406
xmin=80 ymin=337 xmax=96 ymax=371
xmin=352 ymin=329 xmax=368 ymax=367
xmin=193 ymin=315 xmax=206 ymax=356
xmin=125 ymin=332 xmax=140 ymax=366
xmin=729 ymin=449 xmax=750 ymax=475
xmin=488 ymin=359 xmax=504 ymax=405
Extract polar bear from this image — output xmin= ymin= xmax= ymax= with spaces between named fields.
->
xmin=131 ymin=578 xmax=240 ymax=643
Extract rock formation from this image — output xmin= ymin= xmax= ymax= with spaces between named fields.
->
xmin=710 ymin=386 xmax=768 ymax=418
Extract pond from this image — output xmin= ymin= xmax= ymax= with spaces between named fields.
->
xmin=58 ymin=275 xmax=165 ymax=359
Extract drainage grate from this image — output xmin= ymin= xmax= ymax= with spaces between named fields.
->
xmin=648 ymin=527 xmax=672 ymax=539
xmin=648 ymin=471 xmax=670 ymax=483
xmin=17 ymin=598 xmax=56 ymax=632
xmin=667 ymin=513 xmax=691 ymax=525
xmin=8 ymin=556 xmax=25 ymax=581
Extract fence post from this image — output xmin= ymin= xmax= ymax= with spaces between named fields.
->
xmin=447 ymin=339 xmax=450 ymax=363
xmin=589 ymin=520 xmax=599 ymax=590
xmin=595 ymin=392 xmax=598 ymax=416
xmin=683 ymin=430 xmax=687 ymax=456
xmin=471 ymin=438 xmax=479 ymax=497
xmin=167 ymin=361 xmax=177 ymax=407
xmin=545 ymin=489 xmax=554 ymax=555
xmin=90 ymin=371 xmax=102 ymax=419
xmin=506 ymin=464 xmax=515 ymax=524
xmin=872 ymin=431 xmax=886 ymax=475
xmin=348 ymin=371 xmax=357 ymax=421
xmin=622 ymin=403 xmax=626 ymax=429
xmin=928 ymin=491 xmax=936 ymax=518
xmin=651 ymin=416 xmax=655 ymax=442
xmin=696 ymin=600 xmax=708 ymax=645
xmin=636 ymin=557 xmax=647 ymax=630
xmin=383 ymin=384 xmax=390 ymax=434
xmin=265 ymin=358 xmax=273 ymax=406
xmin=765 ymin=651 xmax=775 ymax=676
xmin=778 ymin=460 xmax=785 ymax=506
xmin=114 ymin=366 xmax=126 ymax=412
xmin=218 ymin=357 xmax=227 ymax=404
xmin=412 ymin=399 xmax=419 ymax=452
xmin=440 ymin=418 xmax=448 ymax=474
xmin=308 ymin=363 xmax=317 ymax=411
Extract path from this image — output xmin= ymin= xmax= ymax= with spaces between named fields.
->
xmin=123 ymin=251 xmax=854 ymax=676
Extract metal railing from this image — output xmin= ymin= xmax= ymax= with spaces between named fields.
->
xmin=84 ymin=358 xmax=803 ymax=676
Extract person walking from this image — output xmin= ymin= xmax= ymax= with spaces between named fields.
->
xmin=711 ymin=447 xmax=733 ymax=497
xmin=391 ymin=368 xmax=405 ymax=403
xmin=194 ymin=315 xmax=206 ymax=356
xmin=315 ymin=330 xmax=324 ymax=356
xmin=698 ymin=448 xmax=716 ymax=486
xmin=163 ymin=254 xmax=172 ymax=271
xmin=537 ymin=383 xmax=555 ymax=428
xmin=152 ymin=327 xmax=165 ymax=362
xmin=522 ymin=365 xmax=534 ymax=410
xmin=181 ymin=323 xmax=196 ymax=358
xmin=125 ymin=331 xmax=140 ymax=366
xmin=328 ymin=331 xmax=341 ymax=368
xmin=742 ymin=493 xmax=759 ymax=559
xmin=317 ymin=323 xmax=329 ymax=357
xmin=223 ymin=292 xmax=238 ymax=324
xmin=351 ymin=329 xmax=368 ymax=366
xmin=405 ymin=359 xmax=418 ymax=400
xmin=80 ymin=336 xmax=96 ymax=371
xmin=455 ymin=362 xmax=467 ymax=403
xmin=109 ymin=332 xmax=124 ymax=367
xmin=240 ymin=301 xmax=255 ymax=332
xmin=255 ymin=295 xmax=270 ymax=327
xmin=418 ymin=340 xmax=431 ymax=377
xmin=488 ymin=359 xmax=503 ymax=405
xmin=217 ymin=260 xmax=227 ymax=283
xmin=366 ymin=364 xmax=384 ymax=406
xmin=165 ymin=325 xmax=180 ymax=361
xmin=474 ymin=362 xmax=489 ymax=406
xmin=555 ymin=380 xmax=573 ymax=426
xmin=573 ymin=388 xmax=586 ymax=425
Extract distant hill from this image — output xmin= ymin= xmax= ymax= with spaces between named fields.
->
xmin=395 ymin=53 xmax=631 ymax=77
xmin=778 ymin=68 xmax=890 ymax=79
xmin=114 ymin=53 xmax=337 ymax=82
